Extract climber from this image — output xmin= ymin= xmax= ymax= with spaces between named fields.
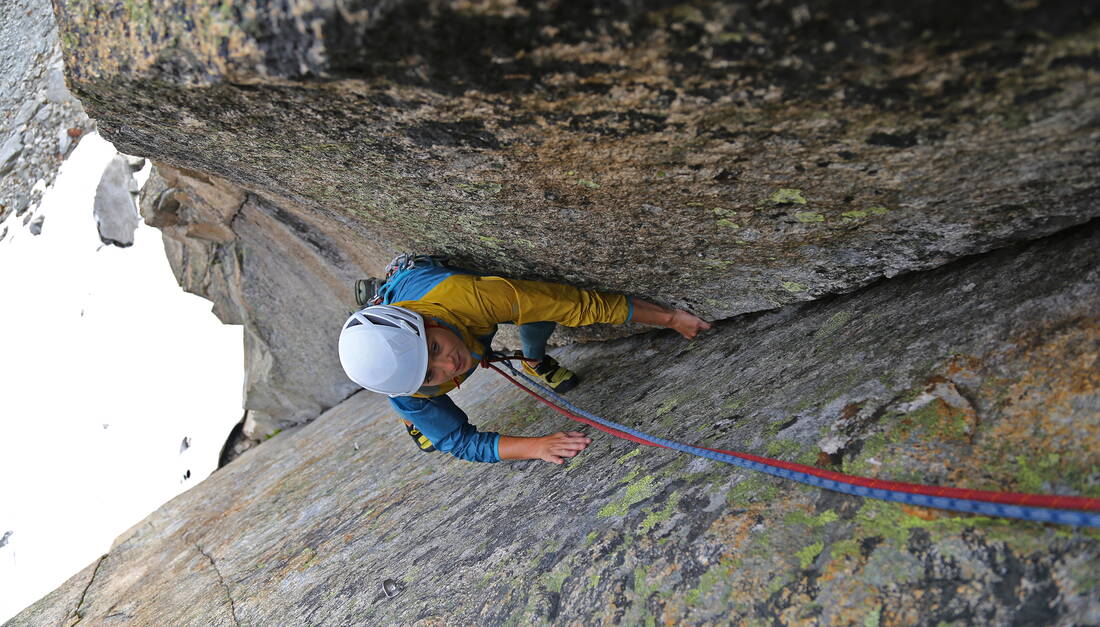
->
xmin=338 ymin=255 xmax=710 ymax=464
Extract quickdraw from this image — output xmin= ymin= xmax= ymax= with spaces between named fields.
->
xmin=480 ymin=352 xmax=1100 ymax=528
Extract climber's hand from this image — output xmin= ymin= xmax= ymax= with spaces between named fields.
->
xmin=534 ymin=431 xmax=591 ymax=464
xmin=631 ymin=299 xmax=712 ymax=339
xmin=670 ymin=309 xmax=711 ymax=339
xmin=499 ymin=432 xmax=591 ymax=463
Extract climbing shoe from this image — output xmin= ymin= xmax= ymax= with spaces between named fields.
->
xmin=404 ymin=421 xmax=436 ymax=453
xmin=355 ymin=278 xmax=384 ymax=308
xmin=522 ymin=355 xmax=579 ymax=394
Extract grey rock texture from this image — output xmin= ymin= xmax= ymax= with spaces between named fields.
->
xmin=137 ymin=163 xmax=633 ymax=436
xmin=139 ymin=164 xmax=389 ymax=435
xmin=12 ymin=2 xmax=1098 ymax=622
xmin=0 ymin=0 xmax=92 ymax=224
xmin=92 ymin=154 xmax=141 ymax=247
xmin=11 ymin=221 xmax=1100 ymax=626
xmin=52 ymin=0 xmax=1100 ymax=319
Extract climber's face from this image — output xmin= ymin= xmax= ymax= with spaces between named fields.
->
xmin=423 ymin=324 xmax=474 ymax=387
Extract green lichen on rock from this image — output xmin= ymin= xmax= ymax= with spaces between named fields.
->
xmin=765 ymin=438 xmax=801 ymax=458
xmin=814 ymin=311 xmax=853 ymax=339
xmin=617 ymin=448 xmax=641 ymax=464
xmin=794 ymin=211 xmax=824 ymax=223
xmin=770 ymin=188 xmax=808 ymax=205
xmin=541 ymin=564 xmax=571 ymax=593
xmin=639 ymin=491 xmax=681 ymax=533
xmin=727 ymin=474 xmax=783 ymax=507
xmin=785 ymin=508 xmax=840 ymax=529
xmin=795 ymin=541 xmax=824 ymax=569
xmin=598 ymin=475 xmax=659 ymax=517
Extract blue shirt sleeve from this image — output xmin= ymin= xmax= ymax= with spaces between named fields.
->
xmin=389 ymin=394 xmax=501 ymax=463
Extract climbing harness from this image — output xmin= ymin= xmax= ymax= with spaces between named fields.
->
xmin=479 ymin=352 xmax=1100 ymax=528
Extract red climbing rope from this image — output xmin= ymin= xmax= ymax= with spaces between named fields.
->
xmin=481 ymin=354 xmax=1100 ymax=516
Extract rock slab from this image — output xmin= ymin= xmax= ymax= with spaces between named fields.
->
xmin=11 ymin=220 xmax=1099 ymax=625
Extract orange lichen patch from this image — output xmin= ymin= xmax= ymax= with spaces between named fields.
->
xmin=900 ymin=504 xmax=942 ymax=521
xmin=775 ymin=583 xmax=822 ymax=624
xmin=660 ymin=599 xmax=690 ymax=625
xmin=839 ymin=402 xmax=864 ymax=421
xmin=827 ymin=596 xmax=886 ymax=627
xmin=982 ymin=319 xmax=1100 ymax=464
xmin=892 ymin=316 xmax=1100 ymax=498
xmin=706 ymin=510 xmax=771 ymax=562
xmin=818 ymin=551 xmax=859 ymax=586
xmin=945 ymin=352 xmax=984 ymax=381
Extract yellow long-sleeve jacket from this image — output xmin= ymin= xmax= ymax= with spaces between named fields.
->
xmin=380 ymin=263 xmax=632 ymax=462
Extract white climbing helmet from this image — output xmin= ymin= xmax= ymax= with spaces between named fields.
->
xmin=338 ymin=305 xmax=428 ymax=397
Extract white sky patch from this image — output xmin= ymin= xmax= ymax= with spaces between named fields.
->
xmin=0 ymin=133 xmax=244 ymax=622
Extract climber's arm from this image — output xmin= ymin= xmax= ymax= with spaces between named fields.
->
xmin=498 ymin=431 xmax=592 ymax=465
xmin=629 ymin=298 xmax=712 ymax=339
xmin=471 ymin=276 xmax=711 ymax=338
xmin=389 ymin=395 xmax=500 ymax=462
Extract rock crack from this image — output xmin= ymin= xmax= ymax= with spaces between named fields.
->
xmin=68 ymin=553 xmax=107 ymax=626
xmin=194 ymin=542 xmax=241 ymax=626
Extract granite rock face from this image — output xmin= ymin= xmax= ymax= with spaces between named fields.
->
xmin=12 ymin=221 xmax=1100 ymax=625
xmin=53 ymin=0 xmax=1100 ymax=434
xmin=15 ymin=2 xmax=1098 ymax=622
xmin=137 ymin=163 xmax=641 ymax=436
xmin=53 ymin=0 xmax=1100 ymax=318
xmin=138 ymin=164 xmax=394 ymax=435
xmin=0 ymin=0 xmax=91 ymax=226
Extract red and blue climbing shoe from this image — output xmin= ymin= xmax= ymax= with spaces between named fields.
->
xmin=404 ymin=421 xmax=436 ymax=453
xmin=522 ymin=355 xmax=579 ymax=394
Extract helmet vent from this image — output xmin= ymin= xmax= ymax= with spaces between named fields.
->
xmin=364 ymin=314 xmax=401 ymax=329
xmin=344 ymin=319 xmax=363 ymax=329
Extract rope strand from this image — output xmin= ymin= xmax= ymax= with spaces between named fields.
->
xmin=482 ymin=353 xmax=1100 ymax=528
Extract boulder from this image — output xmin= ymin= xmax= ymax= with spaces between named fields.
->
xmin=11 ymin=220 xmax=1100 ymax=625
xmin=0 ymin=134 xmax=22 ymax=175
xmin=92 ymin=155 xmax=141 ymax=247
